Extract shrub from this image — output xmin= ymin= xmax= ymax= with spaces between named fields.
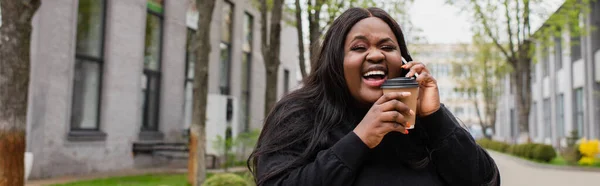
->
xmin=533 ymin=144 xmax=557 ymax=162
xmin=204 ymin=173 xmax=250 ymax=186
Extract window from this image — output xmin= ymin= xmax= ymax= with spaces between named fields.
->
xmin=556 ymin=94 xmax=565 ymax=138
xmin=555 ymin=36 xmax=562 ymax=70
xmin=71 ymin=0 xmax=106 ymax=131
xmin=510 ymin=109 xmax=517 ymax=138
xmin=543 ymin=99 xmax=551 ymax=139
xmin=141 ymin=0 xmax=164 ymax=131
xmin=531 ymin=102 xmax=537 ymax=138
xmin=284 ymin=69 xmax=290 ymax=95
xmin=184 ymin=28 xmax=196 ymax=129
xmin=531 ymin=62 xmax=536 ymax=83
xmin=542 ymin=46 xmax=549 ymax=77
xmin=240 ymin=13 xmax=253 ymax=131
xmin=219 ymin=1 xmax=234 ymax=95
xmin=574 ymin=88 xmax=584 ymax=136
xmin=0 ymin=1 xmax=2 ymax=27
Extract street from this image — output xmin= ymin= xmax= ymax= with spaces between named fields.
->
xmin=490 ymin=151 xmax=600 ymax=186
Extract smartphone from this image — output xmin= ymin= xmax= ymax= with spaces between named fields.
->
xmin=401 ymin=57 xmax=418 ymax=79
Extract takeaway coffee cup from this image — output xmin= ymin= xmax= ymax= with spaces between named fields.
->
xmin=380 ymin=77 xmax=419 ymax=129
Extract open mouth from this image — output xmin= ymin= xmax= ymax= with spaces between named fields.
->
xmin=362 ymin=68 xmax=388 ymax=87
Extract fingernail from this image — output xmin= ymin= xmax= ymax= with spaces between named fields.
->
xmin=410 ymin=110 xmax=415 ymax=116
xmin=401 ymin=65 xmax=407 ymax=68
xmin=406 ymin=122 xmax=411 ymax=128
xmin=402 ymin=92 xmax=411 ymax=96
xmin=404 ymin=129 xmax=409 ymax=134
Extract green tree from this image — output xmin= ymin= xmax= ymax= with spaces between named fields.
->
xmin=260 ymin=0 xmax=285 ymax=117
xmin=452 ymin=33 xmax=509 ymax=139
xmin=0 ymin=0 xmax=40 ymax=185
xmin=292 ymin=0 xmax=418 ymax=79
xmin=448 ymin=0 xmax=591 ymax=139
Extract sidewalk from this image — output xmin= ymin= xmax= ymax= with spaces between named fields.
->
xmin=25 ymin=167 xmax=249 ymax=186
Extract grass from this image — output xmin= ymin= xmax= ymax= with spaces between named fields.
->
xmin=51 ymin=172 xmax=252 ymax=186
xmin=51 ymin=174 xmax=191 ymax=186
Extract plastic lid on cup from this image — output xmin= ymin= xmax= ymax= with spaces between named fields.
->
xmin=380 ymin=77 xmax=418 ymax=88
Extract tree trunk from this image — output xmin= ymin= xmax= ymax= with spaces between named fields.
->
xmin=262 ymin=0 xmax=284 ymax=117
xmin=514 ymin=39 xmax=532 ymax=139
xmin=294 ymin=0 xmax=307 ymax=79
xmin=308 ymin=0 xmax=324 ymax=68
xmin=188 ymin=0 xmax=215 ymax=186
xmin=0 ymin=0 xmax=40 ymax=185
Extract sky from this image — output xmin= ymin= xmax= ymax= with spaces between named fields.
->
xmin=409 ymin=0 xmax=565 ymax=44
xmin=409 ymin=0 xmax=473 ymax=44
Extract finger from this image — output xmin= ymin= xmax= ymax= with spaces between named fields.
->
xmin=379 ymin=111 xmax=407 ymax=125
xmin=374 ymin=92 xmax=404 ymax=105
xmin=415 ymin=71 xmax=437 ymax=85
xmin=405 ymin=63 xmax=429 ymax=78
xmin=378 ymin=99 xmax=411 ymax=114
xmin=384 ymin=122 xmax=408 ymax=134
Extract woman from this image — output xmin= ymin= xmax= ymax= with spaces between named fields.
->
xmin=248 ymin=7 xmax=500 ymax=186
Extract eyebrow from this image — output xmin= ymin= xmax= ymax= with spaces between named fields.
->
xmin=350 ymin=35 xmax=396 ymax=45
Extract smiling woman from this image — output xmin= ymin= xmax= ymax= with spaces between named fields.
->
xmin=248 ymin=7 xmax=499 ymax=186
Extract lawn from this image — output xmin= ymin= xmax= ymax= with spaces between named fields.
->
xmin=51 ymin=174 xmax=192 ymax=186
xmin=52 ymin=172 xmax=256 ymax=186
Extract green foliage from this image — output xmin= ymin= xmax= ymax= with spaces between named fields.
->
xmin=477 ymin=139 xmax=557 ymax=162
xmin=561 ymin=130 xmax=583 ymax=165
xmin=212 ymin=129 xmax=261 ymax=169
xmin=534 ymin=144 xmax=558 ymax=162
xmin=204 ymin=173 xmax=251 ymax=186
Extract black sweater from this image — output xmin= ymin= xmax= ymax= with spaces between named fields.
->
xmin=256 ymin=105 xmax=500 ymax=186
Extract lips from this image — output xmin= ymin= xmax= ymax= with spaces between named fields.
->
xmin=362 ymin=65 xmax=388 ymax=87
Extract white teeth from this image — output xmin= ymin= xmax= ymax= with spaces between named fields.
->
xmin=363 ymin=70 xmax=386 ymax=77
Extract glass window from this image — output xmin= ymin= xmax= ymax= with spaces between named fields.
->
xmin=240 ymin=13 xmax=253 ymax=131
xmin=141 ymin=0 xmax=164 ymax=131
xmin=556 ymin=94 xmax=564 ymax=138
xmin=542 ymin=46 xmax=549 ymax=77
xmin=184 ymin=28 xmax=196 ymax=129
xmin=531 ymin=102 xmax=537 ymax=138
xmin=284 ymin=69 xmax=290 ymax=95
xmin=71 ymin=0 xmax=106 ymax=130
xmin=219 ymin=1 xmax=233 ymax=95
xmin=543 ymin=99 xmax=551 ymax=139
xmin=555 ymin=36 xmax=562 ymax=70
xmin=574 ymin=88 xmax=584 ymax=136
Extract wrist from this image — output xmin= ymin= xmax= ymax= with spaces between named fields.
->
xmin=352 ymin=129 xmax=376 ymax=149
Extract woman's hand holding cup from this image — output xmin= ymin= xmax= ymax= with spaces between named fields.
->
xmin=353 ymin=92 xmax=415 ymax=149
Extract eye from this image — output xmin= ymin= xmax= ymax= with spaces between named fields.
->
xmin=381 ymin=45 xmax=397 ymax=51
xmin=350 ymin=45 xmax=367 ymax=51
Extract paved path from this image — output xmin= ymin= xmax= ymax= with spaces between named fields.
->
xmin=490 ymin=151 xmax=600 ymax=186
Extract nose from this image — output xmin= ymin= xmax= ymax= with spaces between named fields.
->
xmin=366 ymin=48 xmax=385 ymax=63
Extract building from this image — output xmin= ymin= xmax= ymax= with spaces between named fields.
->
xmin=413 ymin=44 xmax=486 ymax=137
xmin=494 ymin=1 xmax=600 ymax=146
xmin=22 ymin=0 xmax=299 ymax=179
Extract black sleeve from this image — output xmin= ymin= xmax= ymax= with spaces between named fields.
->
xmin=257 ymin=132 xmax=370 ymax=186
xmin=419 ymin=105 xmax=500 ymax=186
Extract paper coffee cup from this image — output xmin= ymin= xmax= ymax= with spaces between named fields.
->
xmin=381 ymin=77 xmax=419 ymax=129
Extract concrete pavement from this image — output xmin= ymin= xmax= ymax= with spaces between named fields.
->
xmin=490 ymin=151 xmax=600 ymax=186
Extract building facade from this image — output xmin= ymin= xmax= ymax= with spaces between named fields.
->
xmin=494 ymin=1 xmax=600 ymax=146
xmin=413 ymin=44 xmax=486 ymax=137
xmin=23 ymin=0 xmax=299 ymax=179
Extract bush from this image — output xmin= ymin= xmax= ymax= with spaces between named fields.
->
xmin=477 ymin=139 xmax=557 ymax=163
xmin=204 ymin=173 xmax=250 ymax=186
xmin=533 ymin=144 xmax=557 ymax=162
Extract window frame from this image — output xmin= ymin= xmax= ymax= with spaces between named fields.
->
xmin=241 ymin=12 xmax=253 ymax=132
xmin=556 ymin=94 xmax=564 ymax=138
xmin=141 ymin=0 xmax=165 ymax=132
xmin=219 ymin=0 xmax=234 ymax=95
xmin=70 ymin=0 xmax=108 ymax=132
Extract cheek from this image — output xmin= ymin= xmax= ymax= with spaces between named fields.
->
xmin=386 ymin=54 xmax=404 ymax=77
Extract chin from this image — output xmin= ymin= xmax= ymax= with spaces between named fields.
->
xmin=360 ymin=90 xmax=383 ymax=104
